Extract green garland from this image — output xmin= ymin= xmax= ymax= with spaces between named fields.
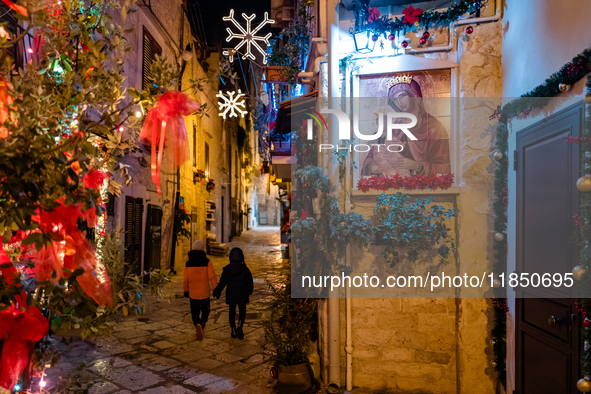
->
xmin=491 ymin=47 xmax=591 ymax=390
xmin=579 ymin=77 xmax=591 ymax=381
xmin=351 ymin=0 xmax=488 ymax=38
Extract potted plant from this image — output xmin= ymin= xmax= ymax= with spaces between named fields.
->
xmin=263 ymin=65 xmax=289 ymax=83
xmin=206 ymin=179 xmax=215 ymax=192
xmin=193 ymin=169 xmax=206 ymax=184
xmin=264 ymin=275 xmax=318 ymax=393
xmin=265 ymin=0 xmax=313 ymax=85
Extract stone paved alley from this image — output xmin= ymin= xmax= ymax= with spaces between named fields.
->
xmin=46 ymin=228 xmax=290 ymax=394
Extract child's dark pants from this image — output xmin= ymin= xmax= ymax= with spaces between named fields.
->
xmin=229 ymin=304 xmax=246 ymax=328
xmin=190 ymin=297 xmax=211 ymax=327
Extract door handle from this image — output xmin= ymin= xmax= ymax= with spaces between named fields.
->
xmin=548 ymin=316 xmax=560 ymax=327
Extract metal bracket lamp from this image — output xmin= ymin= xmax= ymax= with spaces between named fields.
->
xmin=351 ymin=30 xmax=375 ymax=54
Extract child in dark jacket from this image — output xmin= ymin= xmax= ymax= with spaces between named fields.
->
xmin=213 ymin=247 xmax=254 ymax=339
xmin=183 ymin=240 xmax=218 ymax=341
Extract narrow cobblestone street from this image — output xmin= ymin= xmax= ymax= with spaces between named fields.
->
xmin=47 ymin=228 xmax=289 ymax=394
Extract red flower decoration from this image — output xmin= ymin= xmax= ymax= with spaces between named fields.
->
xmin=300 ymin=209 xmax=311 ymax=220
xmin=367 ymin=7 xmax=380 ymax=23
xmin=357 ymin=173 xmax=454 ymax=193
xmin=402 ymin=5 xmax=422 ymax=25
xmin=489 ymin=107 xmax=502 ymax=121
xmin=500 ymin=187 xmax=508 ymax=207
xmin=574 ymin=214 xmax=581 ymax=227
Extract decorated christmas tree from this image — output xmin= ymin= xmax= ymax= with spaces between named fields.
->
xmin=0 ymin=0 xmax=181 ymax=391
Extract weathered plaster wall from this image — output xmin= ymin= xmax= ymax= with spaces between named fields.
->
xmin=336 ymin=21 xmax=502 ymax=394
xmin=173 ymin=50 xmax=230 ymax=270
xmin=113 ymin=2 xmax=234 ymax=273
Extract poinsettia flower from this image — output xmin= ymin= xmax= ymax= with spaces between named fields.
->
xmin=402 ymin=5 xmax=422 ymax=25
xmin=367 ymin=7 xmax=380 ymax=23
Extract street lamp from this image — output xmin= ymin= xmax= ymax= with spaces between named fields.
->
xmin=352 ymin=30 xmax=375 ymax=54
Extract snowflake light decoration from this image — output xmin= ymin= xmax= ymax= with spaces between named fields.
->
xmin=222 ymin=9 xmax=275 ymax=64
xmin=216 ymin=89 xmax=247 ymax=119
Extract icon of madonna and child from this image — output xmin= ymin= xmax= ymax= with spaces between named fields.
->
xmin=359 ymin=73 xmax=451 ymax=178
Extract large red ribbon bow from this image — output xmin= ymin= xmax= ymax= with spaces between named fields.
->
xmin=0 ymin=292 xmax=49 ymax=391
xmin=139 ymin=91 xmax=200 ymax=194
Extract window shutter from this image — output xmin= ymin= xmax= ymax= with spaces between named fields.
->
xmin=124 ymin=196 xmax=143 ymax=274
xmin=133 ymin=198 xmax=143 ymax=270
xmin=0 ymin=9 xmax=23 ymax=71
xmin=124 ymin=196 xmax=134 ymax=266
xmin=106 ymin=192 xmax=115 ymax=217
xmin=142 ymin=28 xmax=162 ymax=90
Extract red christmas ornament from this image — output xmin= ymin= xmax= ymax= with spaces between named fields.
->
xmin=466 ymin=26 xmax=474 ymax=35
xmin=422 ymin=31 xmax=430 ymax=39
xmin=388 ymin=34 xmax=395 ymax=41
xmin=584 ymin=318 xmax=591 ymax=327
xmin=419 ymin=37 xmax=427 ymax=45
xmin=400 ymin=41 xmax=409 ymax=49
xmin=371 ymin=34 xmax=379 ymax=42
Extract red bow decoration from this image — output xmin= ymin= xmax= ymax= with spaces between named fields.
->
xmin=0 ymin=76 xmax=14 ymax=139
xmin=0 ymin=240 xmax=18 ymax=287
xmin=0 ymin=292 xmax=49 ymax=391
xmin=30 ymin=200 xmax=113 ymax=306
xmin=0 ymin=0 xmax=27 ymax=17
xmin=139 ymin=91 xmax=200 ymax=194
xmin=402 ymin=5 xmax=422 ymax=25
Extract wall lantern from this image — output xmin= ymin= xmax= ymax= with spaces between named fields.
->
xmin=352 ymin=30 xmax=375 ymax=54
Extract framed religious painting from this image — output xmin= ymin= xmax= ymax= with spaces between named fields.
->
xmin=349 ymin=67 xmax=456 ymax=189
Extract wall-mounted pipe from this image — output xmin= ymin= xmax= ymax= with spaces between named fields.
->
xmin=327 ymin=0 xmax=341 ymax=389
xmin=298 ymin=56 xmax=328 ymax=84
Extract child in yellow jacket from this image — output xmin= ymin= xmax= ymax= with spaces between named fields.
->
xmin=183 ymin=240 xmax=218 ymax=341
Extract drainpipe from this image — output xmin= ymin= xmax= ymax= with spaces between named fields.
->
xmin=344 ymin=149 xmax=353 ymax=391
xmin=327 ymin=0 xmax=341 ymax=389
xmin=298 ymin=56 xmax=327 ymax=85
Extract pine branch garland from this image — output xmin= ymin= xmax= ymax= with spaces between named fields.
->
xmin=351 ymin=0 xmax=488 ymax=38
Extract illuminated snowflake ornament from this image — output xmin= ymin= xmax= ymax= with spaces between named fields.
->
xmin=216 ymin=89 xmax=247 ymax=119
xmin=222 ymin=9 xmax=275 ymax=64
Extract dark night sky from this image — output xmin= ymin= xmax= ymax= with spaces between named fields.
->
xmin=193 ymin=0 xmax=273 ymax=50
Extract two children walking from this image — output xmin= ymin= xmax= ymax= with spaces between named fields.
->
xmin=183 ymin=241 xmax=253 ymax=341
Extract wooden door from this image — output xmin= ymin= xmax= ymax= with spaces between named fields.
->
xmin=124 ymin=196 xmax=143 ymax=276
xmin=515 ymin=103 xmax=582 ymax=394
xmin=144 ymin=204 xmax=162 ymax=273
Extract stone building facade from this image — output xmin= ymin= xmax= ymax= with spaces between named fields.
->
xmin=301 ymin=1 xmax=504 ymax=392
xmin=299 ymin=0 xmax=591 ymax=391
xmin=107 ymin=1 xmax=257 ymax=275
